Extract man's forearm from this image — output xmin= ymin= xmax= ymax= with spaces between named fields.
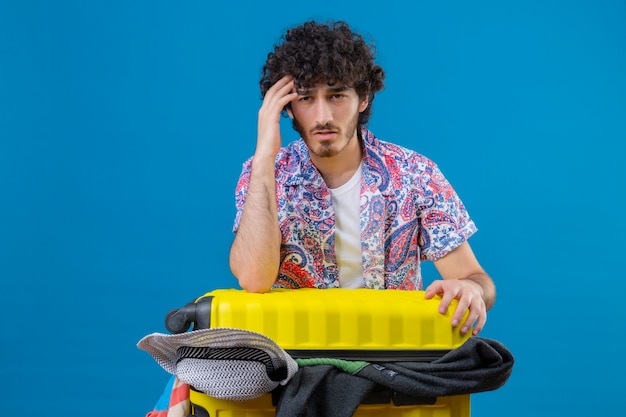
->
xmin=229 ymin=157 xmax=282 ymax=293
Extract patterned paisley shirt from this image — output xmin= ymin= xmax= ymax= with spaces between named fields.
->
xmin=233 ymin=129 xmax=477 ymax=290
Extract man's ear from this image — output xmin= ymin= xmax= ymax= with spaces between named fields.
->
xmin=358 ymin=97 xmax=369 ymax=113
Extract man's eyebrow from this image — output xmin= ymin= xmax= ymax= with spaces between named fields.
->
xmin=327 ymin=86 xmax=351 ymax=93
xmin=296 ymin=88 xmax=315 ymax=95
xmin=296 ymin=85 xmax=351 ymax=95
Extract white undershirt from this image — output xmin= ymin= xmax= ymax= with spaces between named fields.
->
xmin=328 ymin=164 xmax=364 ymax=288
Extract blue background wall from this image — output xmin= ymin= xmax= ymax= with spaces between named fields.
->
xmin=1 ymin=0 xmax=624 ymax=415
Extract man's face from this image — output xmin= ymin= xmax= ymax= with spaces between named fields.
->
xmin=288 ymin=83 xmax=368 ymax=159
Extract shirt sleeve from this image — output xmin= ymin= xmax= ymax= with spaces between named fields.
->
xmin=232 ymin=158 xmax=253 ymax=234
xmin=417 ymin=160 xmax=477 ymax=261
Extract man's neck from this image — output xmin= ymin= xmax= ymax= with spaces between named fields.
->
xmin=312 ymin=135 xmax=363 ymax=189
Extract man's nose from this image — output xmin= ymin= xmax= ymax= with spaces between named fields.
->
xmin=313 ymin=99 xmax=332 ymax=125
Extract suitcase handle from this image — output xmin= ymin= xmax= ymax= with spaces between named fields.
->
xmin=165 ymin=297 xmax=213 ymax=334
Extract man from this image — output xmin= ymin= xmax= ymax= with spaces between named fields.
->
xmin=229 ymin=20 xmax=495 ymax=336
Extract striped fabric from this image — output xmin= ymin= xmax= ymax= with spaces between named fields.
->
xmin=146 ymin=376 xmax=190 ymax=417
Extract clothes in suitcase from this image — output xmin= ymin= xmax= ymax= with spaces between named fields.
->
xmin=164 ymin=288 xmax=475 ymax=417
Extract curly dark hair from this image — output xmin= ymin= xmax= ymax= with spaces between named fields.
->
xmin=260 ymin=20 xmax=385 ymax=127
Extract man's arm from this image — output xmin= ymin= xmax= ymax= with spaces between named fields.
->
xmin=229 ymin=76 xmax=298 ymax=293
xmin=426 ymin=241 xmax=496 ymax=335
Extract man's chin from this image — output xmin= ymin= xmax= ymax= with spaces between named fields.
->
xmin=315 ymin=140 xmax=344 ymax=157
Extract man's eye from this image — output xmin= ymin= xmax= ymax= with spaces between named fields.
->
xmin=331 ymin=94 xmax=345 ymax=99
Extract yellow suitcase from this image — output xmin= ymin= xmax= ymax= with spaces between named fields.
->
xmin=164 ymin=288 xmax=472 ymax=417
xmin=188 ymin=389 xmax=470 ymax=417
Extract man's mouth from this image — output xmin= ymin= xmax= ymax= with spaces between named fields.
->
xmin=313 ymin=129 xmax=338 ymax=139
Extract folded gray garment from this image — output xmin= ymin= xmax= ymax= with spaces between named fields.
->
xmin=276 ymin=337 xmax=514 ymax=417
xmin=357 ymin=337 xmax=514 ymax=397
xmin=275 ymin=364 xmax=374 ymax=417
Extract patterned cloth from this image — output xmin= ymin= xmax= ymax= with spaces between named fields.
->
xmin=146 ymin=376 xmax=189 ymax=417
xmin=234 ymin=128 xmax=477 ymax=290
